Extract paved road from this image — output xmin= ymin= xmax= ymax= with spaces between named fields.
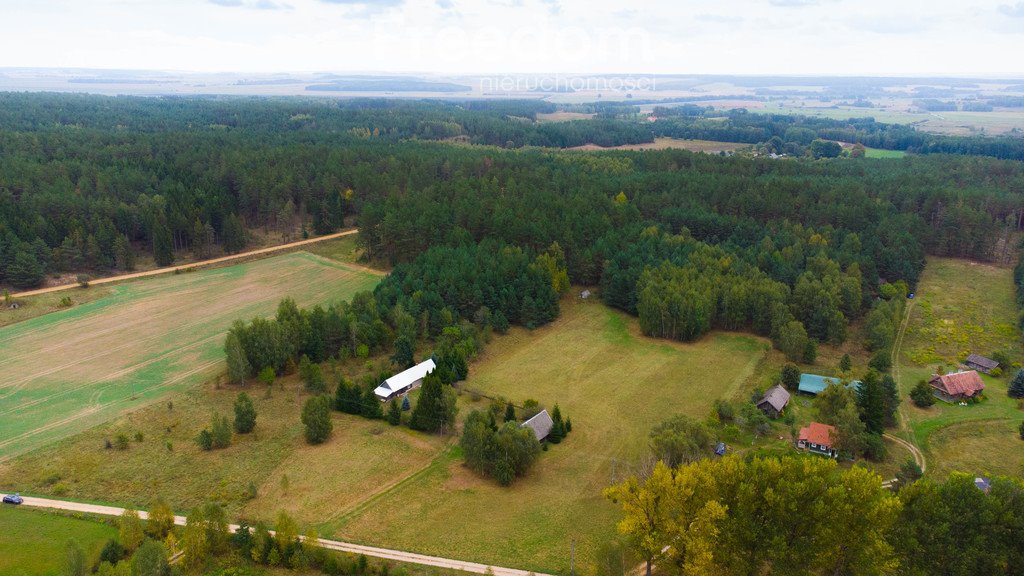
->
xmin=10 ymin=229 xmax=365 ymax=299
xmin=2 ymin=494 xmax=547 ymax=576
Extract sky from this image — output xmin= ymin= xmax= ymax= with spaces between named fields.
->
xmin=0 ymin=0 xmax=1022 ymax=76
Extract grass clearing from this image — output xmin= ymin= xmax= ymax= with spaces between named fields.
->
xmin=928 ymin=419 xmax=1024 ymax=479
xmin=0 ymin=251 xmax=380 ymax=460
xmin=897 ymin=257 xmax=1024 ymax=471
xmin=865 ymin=147 xmax=906 ymax=158
xmin=567 ymin=137 xmax=749 ymax=153
xmin=536 ymin=111 xmax=596 ymax=123
xmin=0 ymin=506 xmax=116 ymax=575
xmin=329 ymin=298 xmax=766 ymax=574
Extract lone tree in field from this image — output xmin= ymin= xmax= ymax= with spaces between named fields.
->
xmin=302 ymin=395 xmax=333 ymax=444
xmin=1009 ymin=369 xmax=1024 ymax=398
xmin=211 ymin=413 xmax=232 ymax=449
xmin=781 ymin=363 xmax=801 ymax=390
xmin=225 ymin=331 xmax=251 ymax=385
xmin=234 ymin=392 xmax=257 ymax=434
xmin=649 ymin=414 xmax=714 ymax=467
xmin=840 ymin=353 xmax=852 ymax=373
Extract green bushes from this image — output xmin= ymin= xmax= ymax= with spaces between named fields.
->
xmin=460 ymin=410 xmax=541 ymax=486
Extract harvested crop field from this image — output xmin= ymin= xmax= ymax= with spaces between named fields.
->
xmin=0 ymin=252 xmax=380 ymax=460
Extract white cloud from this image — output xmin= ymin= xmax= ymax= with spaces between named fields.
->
xmin=0 ymin=0 xmax=1020 ymax=75
xmin=999 ymin=2 xmax=1024 ymax=17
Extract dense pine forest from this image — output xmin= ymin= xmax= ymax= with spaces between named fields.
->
xmin=2 ymin=94 xmax=1023 ymax=357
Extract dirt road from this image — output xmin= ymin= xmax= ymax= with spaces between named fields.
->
xmin=11 ymin=229 xmax=369 ymax=299
xmin=2 ymin=493 xmax=547 ymax=576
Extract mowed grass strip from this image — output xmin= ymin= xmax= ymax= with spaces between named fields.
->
xmin=331 ymin=298 xmax=766 ymax=574
xmin=0 ymin=506 xmax=116 ymax=575
xmin=0 ymin=251 xmax=380 ymax=460
xmin=898 ymin=257 xmax=1024 ymax=466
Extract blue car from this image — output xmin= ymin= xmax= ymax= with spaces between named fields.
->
xmin=2 ymin=493 xmax=23 ymax=505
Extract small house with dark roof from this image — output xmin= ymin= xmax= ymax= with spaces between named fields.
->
xmin=797 ymin=422 xmax=838 ymax=458
xmin=965 ymin=354 xmax=999 ymax=374
xmin=757 ymin=384 xmax=791 ymax=418
xmin=929 ymin=370 xmax=985 ymax=403
xmin=521 ymin=409 xmax=554 ymax=442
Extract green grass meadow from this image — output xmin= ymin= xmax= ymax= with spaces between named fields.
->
xmin=0 ymin=506 xmax=115 ymax=576
xmin=330 ymin=298 xmax=766 ymax=574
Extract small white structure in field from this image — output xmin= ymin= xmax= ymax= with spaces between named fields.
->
xmin=374 ymin=358 xmax=436 ymax=401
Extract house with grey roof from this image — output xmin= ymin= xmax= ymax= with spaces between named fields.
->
xmin=521 ymin=409 xmax=554 ymax=442
xmin=756 ymin=384 xmax=791 ymax=418
xmin=965 ymin=354 xmax=999 ymax=374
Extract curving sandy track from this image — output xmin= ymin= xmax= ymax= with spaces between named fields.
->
xmin=10 ymin=229 xmax=364 ymax=299
xmin=1 ymin=494 xmax=547 ymax=576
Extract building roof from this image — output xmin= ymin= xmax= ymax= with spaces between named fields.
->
xmin=799 ymin=422 xmax=837 ymax=448
xmin=373 ymin=358 xmax=436 ymax=399
xmin=966 ymin=354 xmax=999 ymax=370
xmin=521 ymin=409 xmax=554 ymax=442
xmin=798 ymin=374 xmax=862 ymax=395
xmin=758 ymin=384 xmax=791 ymax=413
xmin=930 ymin=371 xmax=985 ymax=398
xmin=975 ymin=477 xmax=992 ymax=492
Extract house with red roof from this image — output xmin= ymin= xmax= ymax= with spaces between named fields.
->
xmin=797 ymin=422 xmax=837 ymax=458
xmin=929 ymin=370 xmax=985 ymax=403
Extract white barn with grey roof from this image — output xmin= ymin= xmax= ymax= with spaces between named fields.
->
xmin=374 ymin=358 xmax=436 ymax=401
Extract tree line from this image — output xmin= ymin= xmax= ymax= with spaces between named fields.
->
xmin=606 ymin=456 xmax=1024 ymax=576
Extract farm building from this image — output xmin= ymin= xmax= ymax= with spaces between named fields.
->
xmin=797 ymin=374 xmax=861 ymax=396
xmin=929 ymin=370 xmax=985 ymax=403
xmin=797 ymin=422 xmax=838 ymax=458
xmin=964 ymin=354 xmax=999 ymax=374
xmin=521 ymin=409 xmax=554 ymax=442
xmin=757 ymin=384 xmax=791 ymax=418
xmin=373 ymin=358 xmax=437 ymax=401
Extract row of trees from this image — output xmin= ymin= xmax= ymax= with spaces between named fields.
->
xmin=68 ymin=493 xmax=386 ymax=576
xmin=606 ymin=456 xmax=1024 ymax=576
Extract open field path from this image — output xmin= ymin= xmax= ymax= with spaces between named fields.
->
xmin=890 ymin=298 xmax=927 ymax=471
xmin=9 ymin=229 xmax=375 ymax=299
xmin=1 ymin=494 xmax=548 ymax=576
xmin=883 ymin=433 xmax=926 ymax=474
